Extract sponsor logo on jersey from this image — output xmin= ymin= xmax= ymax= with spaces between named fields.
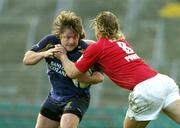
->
xmin=48 ymin=61 xmax=67 ymax=76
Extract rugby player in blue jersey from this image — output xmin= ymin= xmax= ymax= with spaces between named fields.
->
xmin=23 ymin=11 xmax=104 ymax=128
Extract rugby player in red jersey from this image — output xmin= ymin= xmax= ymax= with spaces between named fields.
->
xmin=54 ymin=11 xmax=180 ymax=128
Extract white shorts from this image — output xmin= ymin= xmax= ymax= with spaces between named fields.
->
xmin=126 ymin=73 xmax=180 ymax=121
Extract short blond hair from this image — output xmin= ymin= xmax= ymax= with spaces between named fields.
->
xmin=52 ymin=11 xmax=85 ymax=39
xmin=91 ymin=11 xmax=125 ymax=39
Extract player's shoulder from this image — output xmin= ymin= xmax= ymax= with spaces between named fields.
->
xmin=78 ymin=39 xmax=96 ymax=48
xmin=42 ymin=34 xmax=59 ymax=42
xmin=82 ymin=39 xmax=96 ymax=45
xmin=35 ymin=34 xmax=59 ymax=49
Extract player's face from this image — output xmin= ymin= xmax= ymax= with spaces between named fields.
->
xmin=60 ymin=28 xmax=80 ymax=52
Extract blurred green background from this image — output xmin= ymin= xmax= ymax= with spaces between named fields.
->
xmin=0 ymin=0 xmax=180 ymax=127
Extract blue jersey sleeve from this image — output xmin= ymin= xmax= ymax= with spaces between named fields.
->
xmin=30 ymin=34 xmax=59 ymax=52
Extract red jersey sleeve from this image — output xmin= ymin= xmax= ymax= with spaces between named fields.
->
xmin=75 ymin=43 xmax=101 ymax=73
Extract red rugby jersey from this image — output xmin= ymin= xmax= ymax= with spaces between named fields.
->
xmin=75 ymin=37 xmax=157 ymax=90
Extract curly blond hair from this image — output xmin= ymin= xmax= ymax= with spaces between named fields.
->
xmin=52 ymin=11 xmax=85 ymax=39
xmin=90 ymin=11 xmax=125 ymax=40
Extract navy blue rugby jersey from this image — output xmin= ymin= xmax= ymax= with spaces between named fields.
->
xmin=31 ymin=34 xmax=91 ymax=101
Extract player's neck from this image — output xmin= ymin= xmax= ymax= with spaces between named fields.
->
xmin=109 ymin=38 xmax=117 ymax=42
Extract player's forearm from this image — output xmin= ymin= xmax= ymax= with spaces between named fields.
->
xmin=23 ymin=51 xmax=45 ymax=65
xmin=83 ymin=76 xmax=103 ymax=84
xmin=89 ymin=72 xmax=104 ymax=84
xmin=77 ymin=71 xmax=104 ymax=84
xmin=60 ymin=55 xmax=82 ymax=78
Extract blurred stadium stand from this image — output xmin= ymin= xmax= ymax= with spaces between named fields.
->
xmin=0 ymin=0 xmax=180 ymax=127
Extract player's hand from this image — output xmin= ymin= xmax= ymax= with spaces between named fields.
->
xmin=53 ymin=44 xmax=67 ymax=59
xmin=43 ymin=47 xmax=60 ymax=58
xmin=55 ymin=44 xmax=66 ymax=53
xmin=91 ymin=71 xmax=104 ymax=83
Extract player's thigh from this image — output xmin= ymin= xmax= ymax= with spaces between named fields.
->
xmin=123 ymin=116 xmax=150 ymax=128
xmin=163 ymin=99 xmax=180 ymax=124
xmin=35 ymin=113 xmax=59 ymax=128
xmin=60 ymin=113 xmax=79 ymax=128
